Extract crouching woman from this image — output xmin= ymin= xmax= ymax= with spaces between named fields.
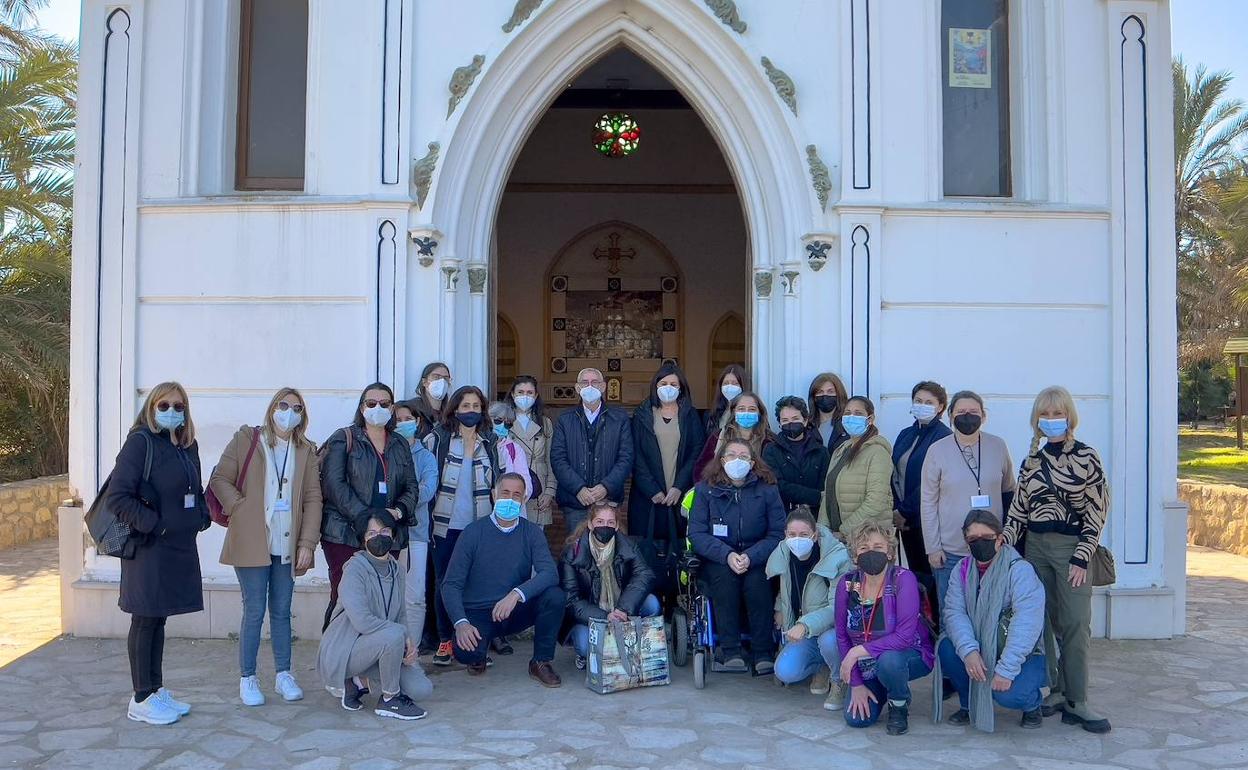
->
xmin=934 ymin=509 xmax=1046 ymax=732
xmin=318 ymin=517 xmax=433 ymax=720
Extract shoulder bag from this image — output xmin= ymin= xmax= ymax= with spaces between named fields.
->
xmin=205 ymin=426 xmax=261 ymax=527
xmin=85 ymin=432 xmax=153 ymax=559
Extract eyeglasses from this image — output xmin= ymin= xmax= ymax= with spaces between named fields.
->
xmin=723 ymin=454 xmax=753 ymax=462
xmin=578 ymin=381 xmax=605 ymax=388
xmin=363 ymin=399 xmax=393 ymax=409
xmin=157 ymin=402 xmax=185 ymax=413
xmin=594 ymin=501 xmax=620 ymax=508
xmin=492 ymin=418 xmax=513 ymax=427
xmin=277 ymin=401 xmax=304 ymax=413
xmin=965 ymin=535 xmax=997 ymax=545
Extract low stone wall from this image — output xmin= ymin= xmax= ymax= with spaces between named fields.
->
xmin=0 ymin=475 xmax=70 ymax=549
xmin=1181 ymin=480 xmax=1248 ymax=557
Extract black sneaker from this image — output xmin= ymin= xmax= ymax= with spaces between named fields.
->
xmin=947 ymin=708 xmax=970 ymax=726
xmin=374 ymin=693 xmax=427 ymax=721
xmin=575 ymin=655 xmax=586 ymax=671
xmin=886 ymin=702 xmax=910 ymax=736
xmin=1021 ymin=708 xmax=1043 ymax=729
xmin=341 ymin=678 xmax=365 ymax=711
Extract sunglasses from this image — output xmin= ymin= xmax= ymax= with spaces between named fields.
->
xmin=492 ymin=418 xmax=513 ymax=426
xmin=157 ymin=402 xmax=186 ymax=413
xmin=363 ymin=399 xmax=393 ymax=409
xmin=276 ymin=401 xmax=304 ymax=413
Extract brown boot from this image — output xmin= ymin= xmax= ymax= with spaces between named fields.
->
xmin=528 ymin=660 xmax=562 ymax=688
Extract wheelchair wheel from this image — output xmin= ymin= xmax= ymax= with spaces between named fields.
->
xmin=671 ymin=608 xmax=689 ymax=667
xmin=693 ymin=650 xmax=706 ymax=689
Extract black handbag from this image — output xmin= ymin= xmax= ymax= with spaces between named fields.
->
xmin=85 ymin=432 xmax=153 ymax=559
xmin=636 ymin=503 xmax=681 ymax=601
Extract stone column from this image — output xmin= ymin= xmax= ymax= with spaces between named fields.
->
xmin=467 ymin=262 xmax=488 ymax=389
xmin=752 ymin=268 xmax=775 ymax=398
xmin=440 ymin=258 xmax=461 ymax=372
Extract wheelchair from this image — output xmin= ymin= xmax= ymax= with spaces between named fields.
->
xmin=669 ymin=548 xmax=713 ymax=688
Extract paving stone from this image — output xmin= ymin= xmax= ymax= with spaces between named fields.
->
xmin=36 ymin=727 xmax=113 ymax=751
xmin=618 ymin=726 xmax=698 ymax=749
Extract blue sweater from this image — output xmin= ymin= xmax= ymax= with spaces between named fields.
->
xmin=439 ymin=516 xmax=558 ymax=623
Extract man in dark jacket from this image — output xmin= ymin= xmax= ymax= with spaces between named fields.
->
xmin=764 ymin=396 xmax=831 ymax=512
xmin=550 ymin=368 xmax=634 ymax=533
xmin=559 ymin=501 xmax=659 ymax=667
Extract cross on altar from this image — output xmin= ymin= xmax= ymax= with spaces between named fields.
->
xmin=593 ymin=232 xmax=636 ymax=275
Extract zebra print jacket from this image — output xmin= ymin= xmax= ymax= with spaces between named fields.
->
xmin=1002 ymin=440 xmax=1109 ymax=569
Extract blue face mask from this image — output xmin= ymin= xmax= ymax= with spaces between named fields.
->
xmin=735 ymin=411 xmax=759 ymax=429
xmin=1038 ymin=418 xmax=1068 ymax=439
xmin=493 ymin=422 xmax=510 ymax=440
xmin=393 ymin=420 xmax=418 ymax=441
xmin=155 ymin=408 xmax=185 ymax=432
xmin=842 ymin=414 xmax=869 ymax=437
xmin=494 ymin=498 xmax=523 ymax=522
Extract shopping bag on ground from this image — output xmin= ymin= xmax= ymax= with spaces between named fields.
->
xmin=585 ymin=616 xmax=670 ymax=694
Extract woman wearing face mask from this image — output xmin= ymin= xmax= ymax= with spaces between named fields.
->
xmin=705 ymin=364 xmax=750 ymax=435
xmin=835 ymin=522 xmax=934 ymax=736
xmin=920 ymin=390 xmax=1016 ymax=611
xmin=488 ymin=401 xmax=534 ymax=503
xmin=318 ymin=517 xmax=433 ymax=721
xmin=1003 ymin=386 xmax=1110 ymax=733
xmin=692 ymin=391 xmax=773 ymax=481
xmin=408 ymin=362 xmax=452 ymax=440
xmin=891 ymin=381 xmax=951 ymax=579
xmin=807 ymin=373 xmax=850 ymax=453
xmin=559 ymin=500 xmax=660 ymax=669
xmin=391 ymin=401 xmax=440 ymax=654
xmin=320 ymin=383 xmax=420 ymax=633
xmin=629 ymin=363 xmax=707 ymax=541
xmin=106 ymin=382 xmax=209 ymax=725
xmin=763 ymin=396 xmax=831 ymax=512
xmin=423 ymin=385 xmax=502 ymax=666
xmin=505 ymin=376 xmax=557 ymax=527
xmin=211 ymin=387 xmax=323 ymax=706
xmin=933 ymin=510 xmax=1046 ymax=732
xmin=688 ymin=439 xmax=786 ymax=675
xmin=767 ymin=506 xmax=852 ymax=706
xmin=818 ymin=396 xmax=894 ymax=542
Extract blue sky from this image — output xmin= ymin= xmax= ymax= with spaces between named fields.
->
xmin=29 ymin=1 xmax=1248 ymax=109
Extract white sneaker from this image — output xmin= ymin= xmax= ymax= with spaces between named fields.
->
xmin=275 ymin=671 xmax=304 ymax=702
xmin=155 ymin=687 xmax=191 ymax=716
xmin=240 ymin=675 xmax=266 ymax=706
xmin=127 ymin=694 xmax=180 ymax=725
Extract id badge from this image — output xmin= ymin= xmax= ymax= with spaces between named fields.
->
xmin=970 ymin=494 xmax=991 ymax=509
xmin=274 ymin=499 xmax=291 ymax=513
xmin=378 ymin=481 xmax=388 ymax=495
xmin=713 ymin=523 xmax=729 ymax=537
xmin=183 ymin=493 xmax=196 ymax=509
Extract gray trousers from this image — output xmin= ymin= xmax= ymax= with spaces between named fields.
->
xmin=402 ymin=540 xmax=428 ymax=649
xmin=345 ymin=622 xmax=433 ymax=701
xmin=1026 ymin=532 xmax=1092 ymax=704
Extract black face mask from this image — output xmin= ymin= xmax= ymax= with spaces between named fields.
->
xmin=814 ymin=395 xmax=837 ymax=414
xmin=780 ymin=422 xmax=805 ymax=439
xmin=953 ymin=414 xmax=983 ymax=436
xmin=857 ymin=550 xmax=888 ymax=576
xmin=968 ymin=538 xmax=998 ymax=563
xmin=365 ymin=533 xmax=393 ymax=557
xmin=592 ymin=526 xmax=617 ymax=544
xmin=456 ymin=412 xmax=483 ymax=428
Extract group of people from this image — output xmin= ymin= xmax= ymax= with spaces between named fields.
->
xmin=104 ymin=363 xmax=1110 ymax=737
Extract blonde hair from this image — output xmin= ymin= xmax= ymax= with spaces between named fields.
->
xmin=1025 ymin=385 xmax=1078 ymax=463
xmin=850 ymin=520 xmax=896 ymax=553
xmin=263 ymin=387 xmax=313 ymax=449
xmin=134 ymin=382 xmax=195 ymax=448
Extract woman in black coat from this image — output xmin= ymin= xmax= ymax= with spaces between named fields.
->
xmin=105 ymin=381 xmax=210 ymax=725
xmin=560 ymin=501 xmax=659 ymax=667
xmin=763 ymin=396 xmax=831 ymax=512
xmin=628 ymin=363 xmax=706 ymax=541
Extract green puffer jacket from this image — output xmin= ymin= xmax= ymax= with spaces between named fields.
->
xmin=765 ymin=525 xmax=853 ymax=636
xmin=818 ymin=433 xmax=895 ymax=539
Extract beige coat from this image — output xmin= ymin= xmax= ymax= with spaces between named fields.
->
xmin=511 ymin=414 xmax=556 ymax=525
xmin=210 ymin=426 xmax=323 ymax=570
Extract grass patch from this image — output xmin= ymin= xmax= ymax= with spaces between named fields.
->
xmin=1180 ymin=427 xmax=1248 ymax=488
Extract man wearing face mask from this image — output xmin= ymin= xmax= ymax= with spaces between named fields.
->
xmin=318 ymin=518 xmax=433 ymax=720
xmin=440 ymin=474 xmax=566 ymax=686
xmin=551 ymin=368 xmax=634 ymax=534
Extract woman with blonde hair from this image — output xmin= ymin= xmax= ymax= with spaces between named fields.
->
xmin=105 ymin=382 xmax=209 ymax=725
xmin=1003 ymin=386 xmax=1110 ymax=733
xmin=210 ymin=387 xmax=323 ymax=706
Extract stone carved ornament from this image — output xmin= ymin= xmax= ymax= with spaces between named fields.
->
xmin=806 ymin=240 xmax=832 ymax=271
xmin=753 ymin=270 xmax=774 ymax=298
xmin=447 ymin=55 xmax=485 ymax=118
xmin=502 ymin=0 xmax=544 ymax=33
xmin=806 ymin=145 xmax=831 ymax=212
xmin=704 ymin=0 xmax=746 ymax=33
xmin=467 ymin=266 xmax=488 ymax=294
xmin=413 ymin=142 xmax=439 ymax=210
xmin=761 ymin=56 xmax=797 ymax=115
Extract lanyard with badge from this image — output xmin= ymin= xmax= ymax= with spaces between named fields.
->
xmin=176 ymin=447 xmax=198 ymax=510
xmin=373 ymin=442 xmax=389 ymax=497
xmin=960 ymin=435 xmax=991 ymax=509
xmin=274 ymin=443 xmax=292 ymax=515
xmin=375 ymin=560 xmax=395 ymax=618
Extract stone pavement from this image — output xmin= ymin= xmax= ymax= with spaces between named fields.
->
xmin=0 ymin=537 xmax=59 ymax=668
xmin=1 ymin=545 xmax=1248 ymax=768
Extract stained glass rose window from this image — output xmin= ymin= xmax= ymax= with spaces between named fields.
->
xmin=592 ymin=112 xmax=641 ymax=157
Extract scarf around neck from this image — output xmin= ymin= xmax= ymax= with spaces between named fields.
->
xmin=588 ymin=533 xmax=620 ymax=612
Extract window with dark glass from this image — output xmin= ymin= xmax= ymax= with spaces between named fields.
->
xmin=941 ymin=0 xmax=1011 ymax=197
xmin=236 ymin=0 xmax=308 ymax=190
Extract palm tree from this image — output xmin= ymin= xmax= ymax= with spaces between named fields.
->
xmin=1174 ymin=58 xmax=1248 ymax=250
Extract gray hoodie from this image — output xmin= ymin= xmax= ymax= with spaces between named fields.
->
xmin=317 ymin=551 xmax=406 ymax=690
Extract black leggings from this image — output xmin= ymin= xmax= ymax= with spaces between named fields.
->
xmin=127 ymin=615 xmax=167 ymax=700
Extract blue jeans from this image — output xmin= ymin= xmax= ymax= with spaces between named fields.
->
xmin=569 ymin=594 xmax=662 ymax=658
xmin=938 ymin=637 xmax=1046 ymax=712
xmin=235 ymin=556 xmax=295 ymax=677
xmin=774 ymin=629 xmax=842 ymax=684
xmin=933 ymin=554 xmax=965 ymax=615
xmin=844 ymin=648 xmax=933 ymax=728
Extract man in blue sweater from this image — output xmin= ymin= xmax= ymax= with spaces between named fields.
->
xmin=440 ymin=473 xmax=566 ymax=686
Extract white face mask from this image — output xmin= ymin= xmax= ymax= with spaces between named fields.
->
xmin=513 ymin=394 xmax=535 ymax=412
xmin=363 ymin=405 xmax=392 ymax=427
xmin=723 ymin=457 xmax=752 ymax=481
xmin=721 ymin=383 xmax=743 ymax=401
xmin=657 ymin=384 xmax=680 ymax=404
xmin=910 ymin=403 xmax=937 ymax=423
xmin=580 ymin=386 xmax=603 ymax=405
xmin=273 ymin=408 xmax=301 ymax=433
xmin=427 ymin=378 xmax=449 ymax=401
xmin=786 ymin=536 xmax=815 ymax=560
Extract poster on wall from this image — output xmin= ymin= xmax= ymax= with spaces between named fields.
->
xmin=949 ymin=28 xmax=991 ymax=89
